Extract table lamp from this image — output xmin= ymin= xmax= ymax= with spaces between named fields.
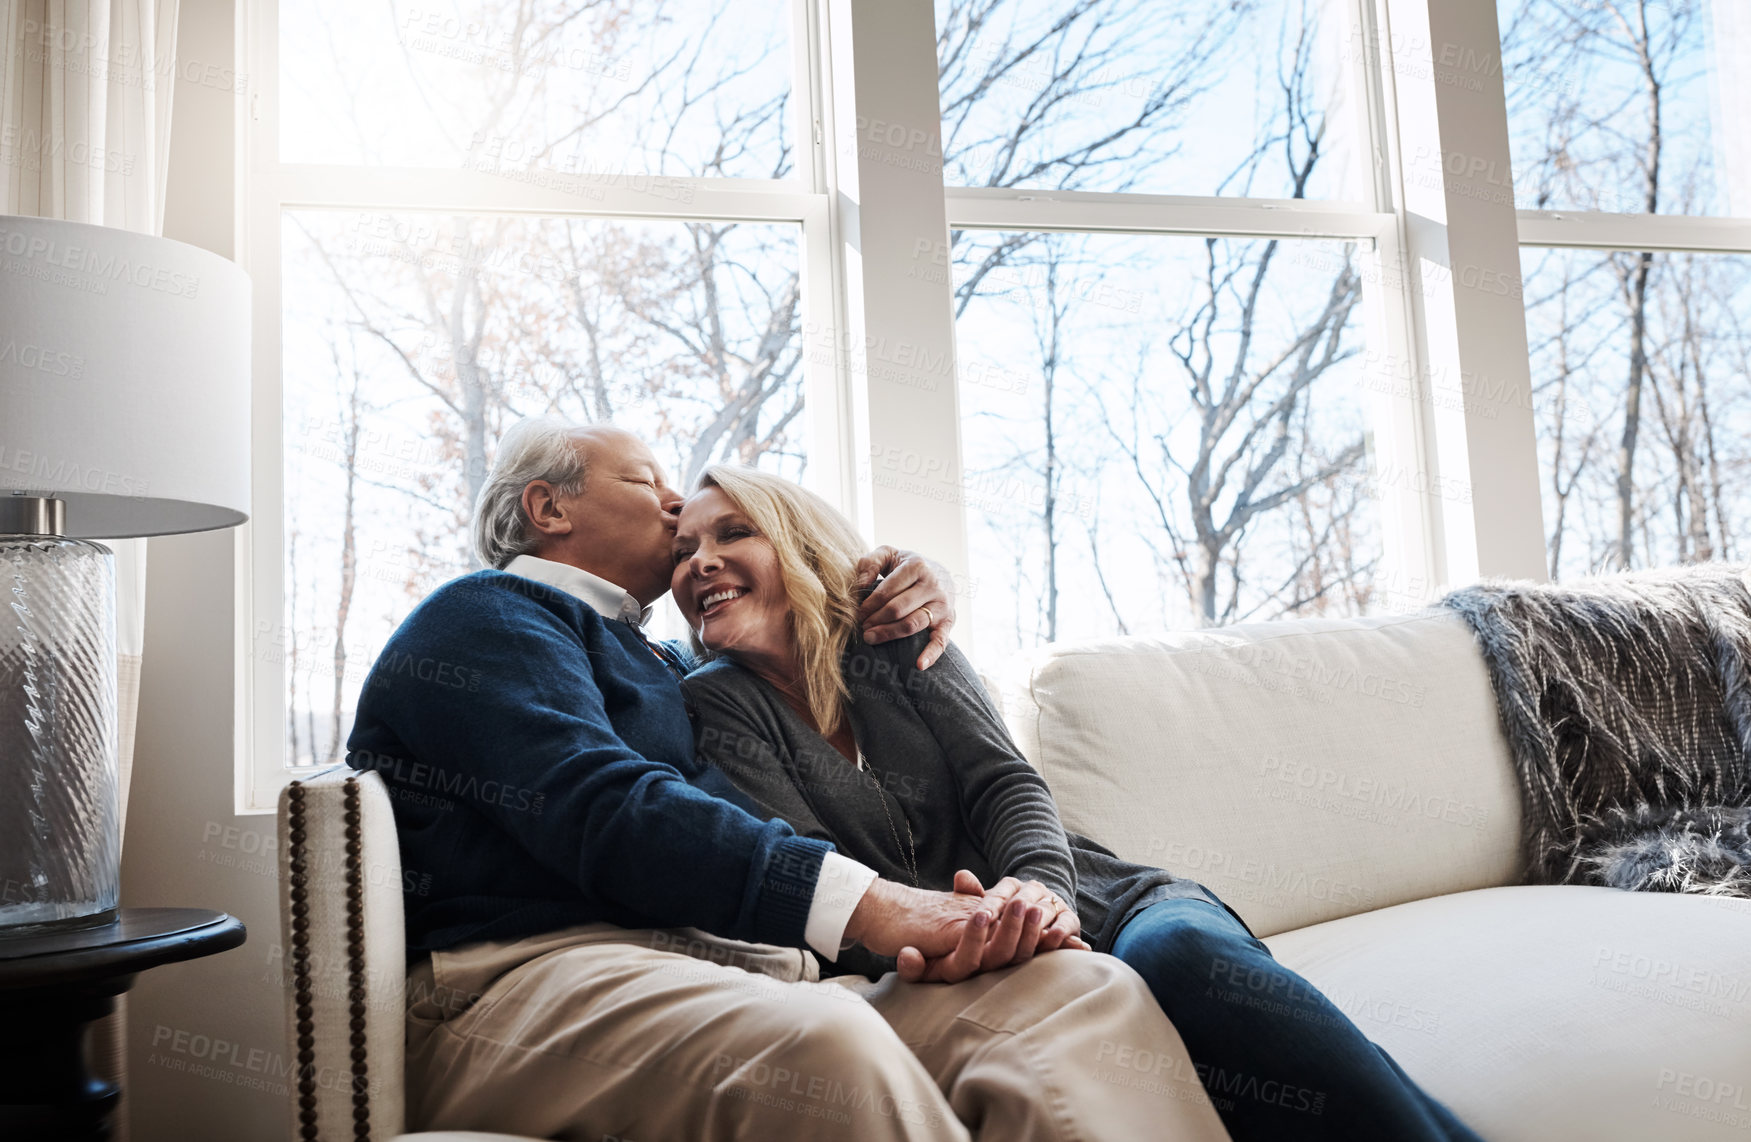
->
xmin=0 ymin=215 xmax=250 ymax=934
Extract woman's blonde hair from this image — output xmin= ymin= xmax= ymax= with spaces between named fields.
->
xmin=695 ymin=465 xmax=865 ymax=735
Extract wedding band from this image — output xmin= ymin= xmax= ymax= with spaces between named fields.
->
xmin=921 ymin=606 xmax=934 ymax=626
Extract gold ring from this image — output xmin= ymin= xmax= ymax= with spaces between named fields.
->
xmin=921 ymin=606 xmax=934 ymax=626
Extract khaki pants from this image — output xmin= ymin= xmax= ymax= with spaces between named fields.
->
xmin=406 ymin=923 xmax=1229 ymax=1142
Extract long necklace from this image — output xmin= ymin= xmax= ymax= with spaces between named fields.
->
xmin=857 ymin=749 xmax=920 ymax=888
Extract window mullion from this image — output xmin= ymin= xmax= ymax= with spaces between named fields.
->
xmin=1380 ymin=0 xmax=1548 ymax=587
xmin=241 ymin=0 xmax=306 ymax=812
xmin=804 ymin=0 xmax=858 ymax=524
xmin=274 ymin=166 xmax=822 ymax=224
xmin=792 ymin=0 xmax=827 ymax=194
xmin=1348 ymin=0 xmax=1444 ymax=614
xmin=1517 ymin=210 xmax=1751 ymax=255
xmin=822 ymin=0 xmax=969 ymax=621
xmin=944 ymin=187 xmax=1392 ymax=241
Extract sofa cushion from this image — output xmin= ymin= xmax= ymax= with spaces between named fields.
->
xmin=994 ymin=611 xmax=1524 ymax=936
xmin=1264 ymin=885 xmax=1751 ymax=1142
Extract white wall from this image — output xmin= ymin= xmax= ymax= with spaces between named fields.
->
xmin=124 ymin=1 xmax=291 ymax=1138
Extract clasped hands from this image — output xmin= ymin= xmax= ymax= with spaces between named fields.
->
xmin=845 ymin=871 xmax=1089 ymax=984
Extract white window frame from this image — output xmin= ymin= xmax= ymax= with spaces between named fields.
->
xmin=1518 ymin=214 xmax=1751 ymax=254
xmin=235 ymin=0 xmax=1569 ymax=813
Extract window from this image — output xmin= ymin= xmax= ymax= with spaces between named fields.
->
xmin=280 ymin=0 xmax=794 ymax=177
xmin=956 ymin=230 xmax=1377 ymax=653
xmin=279 ymin=211 xmax=803 ymax=764
xmin=247 ymin=0 xmax=827 ymax=796
xmin=1521 ymin=248 xmax=1751 ymax=577
xmin=936 ymin=0 xmax=1368 ymax=200
xmin=1501 ymin=0 xmax=1751 ymax=578
xmin=939 ymin=0 xmax=1397 ymax=652
xmin=241 ymin=0 xmax=1609 ymax=807
xmin=1500 ymin=0 xmax=1742 ymax=217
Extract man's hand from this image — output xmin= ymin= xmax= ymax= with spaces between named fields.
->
xmin=954 ymin=870 xmax=1089 ymax=960
xmin=844 ymin=878 xmax=998 ymax=983
xmin=852 ymin=546 xmax=957 ymax=669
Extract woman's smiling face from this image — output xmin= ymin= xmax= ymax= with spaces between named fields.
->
xmin=672 ymin=486 xmax=792 ymax=664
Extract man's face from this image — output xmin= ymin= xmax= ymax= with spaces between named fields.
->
xmin=546 ymin=428 xmax=683 ymax=605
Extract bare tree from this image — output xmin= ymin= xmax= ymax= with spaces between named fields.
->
xmin=325 ymin=332 xmax=367 ymax=764
xmin=1080 ymin=492 xmax=1131 ymax=636
xmin=286 ymin=524 xmax=307 ymax=763
xmin=1101 ymin=242 xmax=1363 ymax=624
xmin=1643 ymin=252 xmax=1734 ymax=563
xmin=1104 ymin=12 xmax=1364 ymax=626
xmin=1705 ymin=282 xmax=1749 ymax=561
xmin=1262 ymin=416 xmax=1376 ymax=623
xmin=1502 ymin=0 xmax=1703 ymax=568
xmin=623 ymin=222 xmax=806 ymax=487
xmin=1025 ymin=256 xmax=1071 ymax=639
xmin=386 ymin=0 xmax=653 ymax=168
xmin=1528 ymin=256 xmax=1610 ymax=575
xmin=1613 ymin=244 xmax=1658 ymax=569
xmin=937 ymin=0 xmax=1250 ymax=315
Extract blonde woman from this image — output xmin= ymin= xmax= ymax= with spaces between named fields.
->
xmin=671 ymin=465 xmax=1483 ymax=1142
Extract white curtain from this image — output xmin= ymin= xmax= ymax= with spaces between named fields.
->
xmin=1 ymin=2 xmax=181 ymax=1134
xmin=0 ymin=0 xmax=180 ymax=836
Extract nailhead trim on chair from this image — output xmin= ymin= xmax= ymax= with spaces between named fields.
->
xmin=287 ymin=780 xmax=320 ymax=1142
xmin=343 ymin=777 xmax=373 ymax=1142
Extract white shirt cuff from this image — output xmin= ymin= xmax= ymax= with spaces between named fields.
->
xmin=803 ymin=851 xmax=879 ymax=962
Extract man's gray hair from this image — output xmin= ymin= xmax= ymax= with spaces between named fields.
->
xmin=472 ymin=418 xmax=592 ymax=569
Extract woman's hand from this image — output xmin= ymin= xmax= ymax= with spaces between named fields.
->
xmin=952 ymin=870 xmax=1089 ymax=968
xmin=847 ymin=878 xmax=1003 ymax=984
xmin=852 ymin=546 xmax=957 ymax=669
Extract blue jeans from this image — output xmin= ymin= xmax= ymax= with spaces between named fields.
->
xmin=1108 ymin=899 xmax=1484 ymax=1142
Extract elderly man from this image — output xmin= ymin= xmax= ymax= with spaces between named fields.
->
xmin=346 ymin=419 xmax=1227 ymax=1142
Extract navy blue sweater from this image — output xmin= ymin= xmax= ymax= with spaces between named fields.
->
xmin=345 ymin=570 xmax=833 ymax=954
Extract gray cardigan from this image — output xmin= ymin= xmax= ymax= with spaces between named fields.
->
xmin=681 ymin=629 xmax=1232 ymax=979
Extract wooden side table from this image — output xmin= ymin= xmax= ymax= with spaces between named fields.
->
xmin=0 ymin=907 xmax=246 ymax=1142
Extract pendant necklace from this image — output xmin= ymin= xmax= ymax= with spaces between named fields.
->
xmin=857 ymin=748 xmax=920 ymax=888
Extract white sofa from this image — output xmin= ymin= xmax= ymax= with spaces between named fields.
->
xmin=278 ymin=608 xmax=1751 ymax=1141
xmin=988 ymin=609 xmax=1751 ymax=1142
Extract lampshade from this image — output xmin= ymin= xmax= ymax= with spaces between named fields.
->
xmin=0 ymin=215 xmax=251 ymax=538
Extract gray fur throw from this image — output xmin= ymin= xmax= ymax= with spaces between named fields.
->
xmin=1440 ymin=564 xmax=1751 ymax=897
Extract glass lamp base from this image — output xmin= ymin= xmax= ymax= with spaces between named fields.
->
xmin=0 ymin=536 xmax=120 ymax=938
